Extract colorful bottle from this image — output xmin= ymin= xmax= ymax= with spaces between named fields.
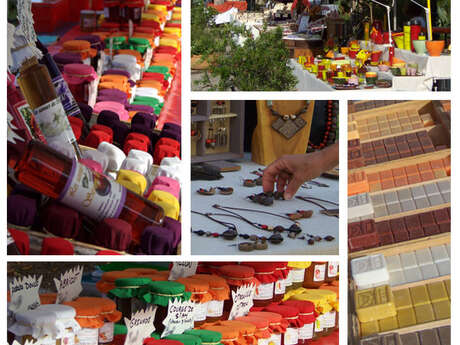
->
xmin=8 ymin=140 xmax=165 ymax=245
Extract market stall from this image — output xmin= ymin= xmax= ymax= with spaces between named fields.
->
xmin=7 ymin=261 xmax=339 ymax=345
xmin=7 ymin=0 xmax=182 ymax=255
xmin=347 ymin=100 xmax=451 ymax=344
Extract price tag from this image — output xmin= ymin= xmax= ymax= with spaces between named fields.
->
xmin=168 ymin=262 xmax=198 ymax=281
xmin=228 ymin=283 xmax=255 ymax=320
xmin=124 ymin=306 xmax=157 ymax=345
xmin=9 ymin=275 xmax=42 ymax=313
xmin=54 ymin=266 xmax=83 ymax=303
xmin=161 ymin=299 xmax=195 ymax=338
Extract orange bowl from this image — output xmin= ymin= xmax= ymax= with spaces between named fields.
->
xmin=426 ymin=40 xmax=445 ymax=56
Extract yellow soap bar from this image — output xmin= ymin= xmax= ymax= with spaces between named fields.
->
xmin=397 ymin=307 xmax=417 ymax=328
xmin=410 ymin=285 xmax=430 ymax=307
xmin=427 ymin=282 xmax=449 ymax=303
xmin=355 ymin=285 xmax=396 ymax=323
xmin=378 ymin=316 xmax=398 ymax=332
xmin=414 ymin=304 xmax=435 ymax=324
xmin=393 ymin=289 xmax=413 ymax=310
xmin=444 ymin=279 xmax=451 ymax=299
xmin=432 ymin=300 xmax=451 ymax=320
xmin=360 ymin=320 xmax=380 ymax=337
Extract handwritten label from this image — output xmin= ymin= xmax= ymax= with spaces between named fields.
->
xmin=168 ymin=262 xmax=198 ymax=281
xmin=229 ymin=284 xmax=255 ymax=320
xmin=54 ymin=266 xmax=83 ymax=303
xmin=124 ymin=306 xmax=157 ymax=345
xmin=161 ymin=299 xmax=195 ymax=338
xmin=9 ymin=275 xmax=42 ymax=313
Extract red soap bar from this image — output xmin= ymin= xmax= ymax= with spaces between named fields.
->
xmin=380 ymin=170 xmax=393 ymax=180
xmin=392 ymin=167 xmax=406 ymax=177
xmin=439 ymin=222 xmax=450 ymax=233
xmin=348 ymin=232 xmax=379 ymax=252
xmin=404 ymin=215 xmax=421 ymax=232
xmin=430 ymin=159 xmax=444 ymax=170
xmin=407 ymin=227 xmax=425 ymax=239
xmin=433 ymin=208 xmax=450 ymax=224
xmin=367 ymin=172 xmax=380 ymax=183
xmin=423 ymin=224 xmax=440 ymax=236
xmin=378 ymin=232 xmax=394 ymax=246
xmin=390 ymin=218 xmax=407 ymax=232
xmin=419 ymin=212 xmax=435 ymax=227
xmin=362 ymin=219 xmax=375 ymax=234
xmin=405 ymin=165 xmax=419 ymax=176
xmin=393 ymin=229 xmax=410 ymax=242
xmin=381 ymin=179 xmax=395 ymax=190
xmin=417 ymin=162 xmax=431 ymax=172
xmin=420 ymin=170 xmax=435 ymax=181
xmin=407 ymin=174 xmax=422 ymax=184
xmin=394 ymin=176 xmax=408 ymax=187
xmin=375 ymin=221 xmax=391 ymax=234
xmin=348 ymin=222 xmax=362 ymax=237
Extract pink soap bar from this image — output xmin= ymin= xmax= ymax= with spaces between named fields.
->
xmin=145 ymin=176 xmax=180 ymax=199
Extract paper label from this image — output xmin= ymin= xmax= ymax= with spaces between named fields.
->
xmin=299 ymin=323 xmax=314 ymax=340
xmin=193 ymin=302 xmax=208 ymax=322
xmin=168 ymin=262 xmax=198 ymax=280
xmin=324 ymin=311 xmax=336 ymax=328
xmin=9 ymin=275 xmax=42 ymax=313
xmin=62 ymin=329 xmax=76 ymax=345
xmin=274 ymin=279 xmax=286 ymax=294
xmin=284 ymin=328 xmax=298 ymax=345
xmin=285 ymin=271 xmax=292 ymax=287
xmin=255 ymin=282 xmax=274 ymax=300
xmin=328 ymin=262 xmax=339 ymax=278
xmin=33 ymin=97 xmax=76 ymax=147
xmin=161 ymin=299 xmax=194 ymax=338
xmin=54 ymin=266 xmax=83 ymax=303
xmin=76 ymin=328 xmax=99 ymax=345
xmin=59 ymin=160 xmax=127 ymax=221
xmin=291 ymin=269 xmax=305 ymax=283
xmin=269 ymin=333 xmax=281 ymax=345
xmin=52 ymin=75 xmax=81 ymax=118
xmin=124 ymin=306 xmax=157 ymax=345
xmin=99 ymin=322 xmax=114 ymax=343
xmin=229 ymin=284 xmax=255 ymax=320
xmin=313 ymin=264 xmax=326 ymax=282
xmin=314 ymin=315 xmax=324 ymax=332
xmin=207 ymin=300 xmax=224 ymax=317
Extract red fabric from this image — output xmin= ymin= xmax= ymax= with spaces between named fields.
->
xmin=96 ymin=250 xmax=122 ymax=255
xmin=124 ymin=139 xmax=149 ymax=155
xmin=263 ymin=304 xmax=303 ymax=327
xmin=156 ymin=137 xmax=180 ymax=150
xmin=84 ymin=130 xmax=113 ymax=148
xmin=71 ymin=122 xmax=83 ymax=141
xmin=154 ymin=145 xmax=180 ymax=165
xmin=68 ymin=116 xmax=84 ymax=130
xmin=91 ymin=124 xmax=114 ymax=138
xmin=282 ymin=300 xmax=316 ymax=323
xmin=143 ymin=72 xmax=167 ymax=82
xmin=94 ymin=218 xmax=132 ymax=251
xmin=41 ymin=237 xmax=74 ymax=255
xmin=126 ymin=132 xmax=151 ymax=146
xmin=9 ymin=228 xmax=30 ymax=255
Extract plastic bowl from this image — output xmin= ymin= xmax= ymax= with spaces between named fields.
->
xmin=413 ymin=40 xmax=427 ymax=55
xmin=426 ymin=40 xmax=445 ymax=56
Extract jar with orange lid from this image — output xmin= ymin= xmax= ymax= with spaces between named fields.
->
xmin=248 ymin=312 xmax=287 ymax=345
xmin=235 ymin=315 xmax=271 ymax=345
xmin=200 ymin=325 xmax=242 ymax=345
xmin=217 ymin=265 xmax=259 ymax=312
xmin=104 ymin=0 xmax=121 ymax=22
xmin=303 ymin=262 xmax=327 ymax=288
xmin=273 ymin=262 xmax=290 ymax=302
xmin=281 ymin=300 xmax=316 ymax=345
xmin=63 ymin=297 xmax=121 ymax=345
xmin=240 ymin=262 xmax=278 ymax=307
xmin=191 ymin=274 xmax=230 ymax=322
xmin=286 ymin=263 xmax=310 ymax=292
xmin=108 ymin=277 xmax=152 ymax=319
xmin=142 ymin=281 xmax=191 ymax=334
xmin=96 ymin=271 xmax=140 ymax=295
xmin=176 ymin=277 xmax=213 ymax=327
xmin=263 ymin=305 xmax=302 ymax=345
xmin=325 ymin=262 xmax=339 ymax=284
xmin=218 ymin=320 xmax=257 ymax=345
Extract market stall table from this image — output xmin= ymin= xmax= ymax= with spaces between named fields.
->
xmin=191 ymin=158 xmax=338 ymax=255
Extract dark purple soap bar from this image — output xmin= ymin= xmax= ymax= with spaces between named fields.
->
xmin=437 ymin=326 xmax=451 ymax=345
xmin=400 ymin=333 xmax=420 ymax=345
xmin=419 ymin=329 xmax=441 ymax=345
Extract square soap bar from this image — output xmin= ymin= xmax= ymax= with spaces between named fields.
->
xmin=427 ymin=281 xmax=449 ymax=303
xmin=355 ymin=285 xmax=396 ymax=323
xmin=437 ymin=326 xmax=451 ymax=345
xmin=389 ymin=270 xmax=406 ymax=287
xmin=410 ymin=285 xmax=430 ymax=307
xmin=351 ymin=254 xmax=389 ymax=290
xmin=420 ymin=264 xmax=439 ymax=280
xmin=397 ymin=307 xmax=417 ymax=328
xmin=378 ymin=316 xmax=398 ymax=332
xmin=419 ymin=329 xmax=441 ymax=345
xmin=404 ymin=267 xmax=423 ymax=283
xmin=381 ymin=333 xmax=401 ymax=345
xmin=432 ymin=300 xmax=450 ymax=320
xmin=399 ymin=333 xmax=420 ymax=345
xmin=431 ymin=245 xmax=449 ymax=263
xmin=360 ymin=320 xmax=380 ymax=337
xmin=414 ymin=304 xmax=435 ymax=324
xmin=393 ymin=288 xmax=412 ymax=309
xmin=360 ymin=336 xmax=381 ymax=345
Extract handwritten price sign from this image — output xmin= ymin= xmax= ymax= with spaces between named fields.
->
xmin=124 ymin=306 xmax=157 ymax=345
xmin=229 ymin=283 xmax=255 ymax=320
xmin=168 ymin=262 xmax=198 ymax=281
xmin=161 ymin=299 xmax=195 ymax=337
xmin=54 ymin=265 xmax=83 ymax=303
xmin=9 ymin=275 xmax=42 ymax=313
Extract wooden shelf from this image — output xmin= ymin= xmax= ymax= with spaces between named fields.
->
xmin=379 ymin=318 xmax=451 ymax=336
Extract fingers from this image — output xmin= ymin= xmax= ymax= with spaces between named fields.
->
xmin=284 ymin=175 xmax=305 ymax=200
xmin=262 ymin=162 xmax=279 ymax=193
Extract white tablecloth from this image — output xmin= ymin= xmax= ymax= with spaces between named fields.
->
xmin=191 ymin=158 xmax=339 ymax=255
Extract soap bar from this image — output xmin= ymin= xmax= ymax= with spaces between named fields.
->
xmin=360 ymin=320 xmax=380 ymax=337
xmin=393 ymin=288 xmax=412 ymax=310
xmin=360 ymin=336 xmax=380 ymax=345
xmin=436 ymin=261 xmax=451 ymax=276
xmin=399 ymin=333 xmax=420 ymax=345
xmin=427 ymin=282 xmax=449 ymax=303
xmin=389 ymin=271 xmax=406 ymax=287
xmin=381 ymin=333 xmax=401 ymax=345
xmin=355 ymin=285 xmax=396 ymax=322
xmin=415 ymin=248 xmax=434 ymax=266
xmin=444 ymin=280 xmax=450 ymax=298
xmin=378 ymin=315 xmax=398 ymax=332
xmin=404 ymin=267 xmax=423 ymax=283
xmin=351 ymin=254 xmax=389 ymax=290
xmin=386 ymin=255 xmax=403 ymax=272
xmin=420 ymin=264 xmax=439 ymax=280
xmin=432 ymin=300 xmax=450 ymax=320
xmin=414 ymin=304 xmax=435 ymax=324
xmin=410 ymin=285 xmax=430 ymax=307
xmin=419 ymin=329 xmax=441 ymax=345
xmin=431 ymin=245 xmax=449 ymax=263
xmin=397 ymin=307 xmax=417 ymax=328
xmin=437 ymin=326 xmax=450 ymax=345
xmin=401 ymin=252 xmax=418 ymax=269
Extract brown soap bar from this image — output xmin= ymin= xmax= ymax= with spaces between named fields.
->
xmin=400 ymin=333 xmax=420 ymax=345
xmin=362 ymin=142 xmax=373 ymax=152
xmin=362 ymin=219 xmax=375 ymax=234
xmin=348 ymin=221 xmax=362 ymax=237
xmin=349 ymin=138 xmax=360 ymax=147
xmin=439 ymin=222 xmax=451 ymax=233
xmin=372 ymin=139 xmax=385 ymax=148
xmin=393 ymin=229 xmax=410 ymax=242
xmin=423 ymin=224 xmax=440 ymax=236
xmin=408 ymin=227 xmax=425 ymax=240
xmin=419 ymin=329 xmax=441 ymax=345
xmin=405 ymin=214 xmax=422 ymax=231
xmin=437 ymin=326 xmax=451 ymax=345
xmin=348 ymin=232 xmax=379 ymax=252
xmin=397 ymin=307 xmax=417 ymax=328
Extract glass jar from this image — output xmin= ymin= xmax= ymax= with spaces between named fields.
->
xmin=108 ymin=277 xmax=152 ymax=319
xmin=241 ymin=262 xmax=278 ymax=307
xmin=325 ymin=262 xmax=339 ymax=284
xmin=191 ymin=274 xmax=230 ymax=323
xmin=104 ymin=0 xmax=121 ymax=22
xmin=248 ymin=312 xmax=287 ymax=345
xmin=314 ymin=289 xmax=338 ymax=335
xmin=96 ymin=271 xmax=139 ymax=296
xmin=287 ymin=262 xmax=311 ymax=291
xmin=263 ymin=305 xmax=301 ymax=345
xmin=63 ymin=64 xmax=98 ymax=104
xmin=273 ymin=262 xmax=290 ymax=302
xmin=303 ymin=262 xmax=327 ymax=288
xmin=281 ymin=300 xmax=316 ymax=345
xmin=176 ymin=277 xmax=212 ymax=327
xmin=235 ymin=315 xmax=271 ymax=345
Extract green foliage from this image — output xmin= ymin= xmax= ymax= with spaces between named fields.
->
xmin=191 ymin=1 xmax=219 ymax=55
xmin=436 ymin=0 xmax=450 ymax=27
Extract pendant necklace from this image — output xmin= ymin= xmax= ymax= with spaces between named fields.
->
xmin=268 ymin=100 xmax=309 ymax=139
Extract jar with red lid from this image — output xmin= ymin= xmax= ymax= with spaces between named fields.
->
xmin=264 ymin=305 xmax=302 ymax=345
xmin=191 ymin=274 xmax=230 ymax=323
xmin=217 ymin=265 xmax=259 ymax=312
xmin=248 ymin=312 xmax=287 ymax=345
xmin=303 ymin=262 xmax=327 ymax=288
xmin=241 ymin=262 xmax=278 ymax=307
xmin=281 ymin=300 xmax=316 ymax=345
xmin=218 ymin=320 xmax=258 ymax=345
xmin=121 ymin=1 xmax=144 ymax=24
xmin=273 ymin=262 xmax=290 ymax=302
xmin=235 ymin=316 xmax=271 ymax=345
xmin=325 ymin=262 xmax=339 ymax=284
xmin=286 ymin=263 xmax=311 ymax=291
xmin=176 ymin=277 xmax=213 ymax=327
xmin=104 ymin=0 xmax=121 ymax=22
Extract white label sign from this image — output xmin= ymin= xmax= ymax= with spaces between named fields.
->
xmin=124 ymin=306 xmax=157 ymax=345
xmin=313 ymin=264 xmax=326 ymax=282
xmin=54 ymin=266 xmax=84 ymax=303
xmin=9 ymin=275 xmax=42 ymax=313
xmin=161 ymin=299 xmax=195 ymax=338
xmin=168 ymin=262 xmax=198 ymax=281
xmin=229 ymin=283 xmax=255 ymax=320
xmin=328 ymin=262 xmax=339 ymax=278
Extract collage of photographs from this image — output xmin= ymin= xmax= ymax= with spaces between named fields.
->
xmin=5 ymin=1 xmax=452 ymax=345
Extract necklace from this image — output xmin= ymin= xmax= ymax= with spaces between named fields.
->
xmin=268 ymin=100 xmax=309 ymax=139
xmin=309 ymin=100 xmax=338 ymax=150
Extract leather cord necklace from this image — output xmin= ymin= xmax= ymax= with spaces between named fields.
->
xmin=296 ymin=196 xmax=339 ymax=218
xmin=268 ymin=100 xmax=309 ymax=139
